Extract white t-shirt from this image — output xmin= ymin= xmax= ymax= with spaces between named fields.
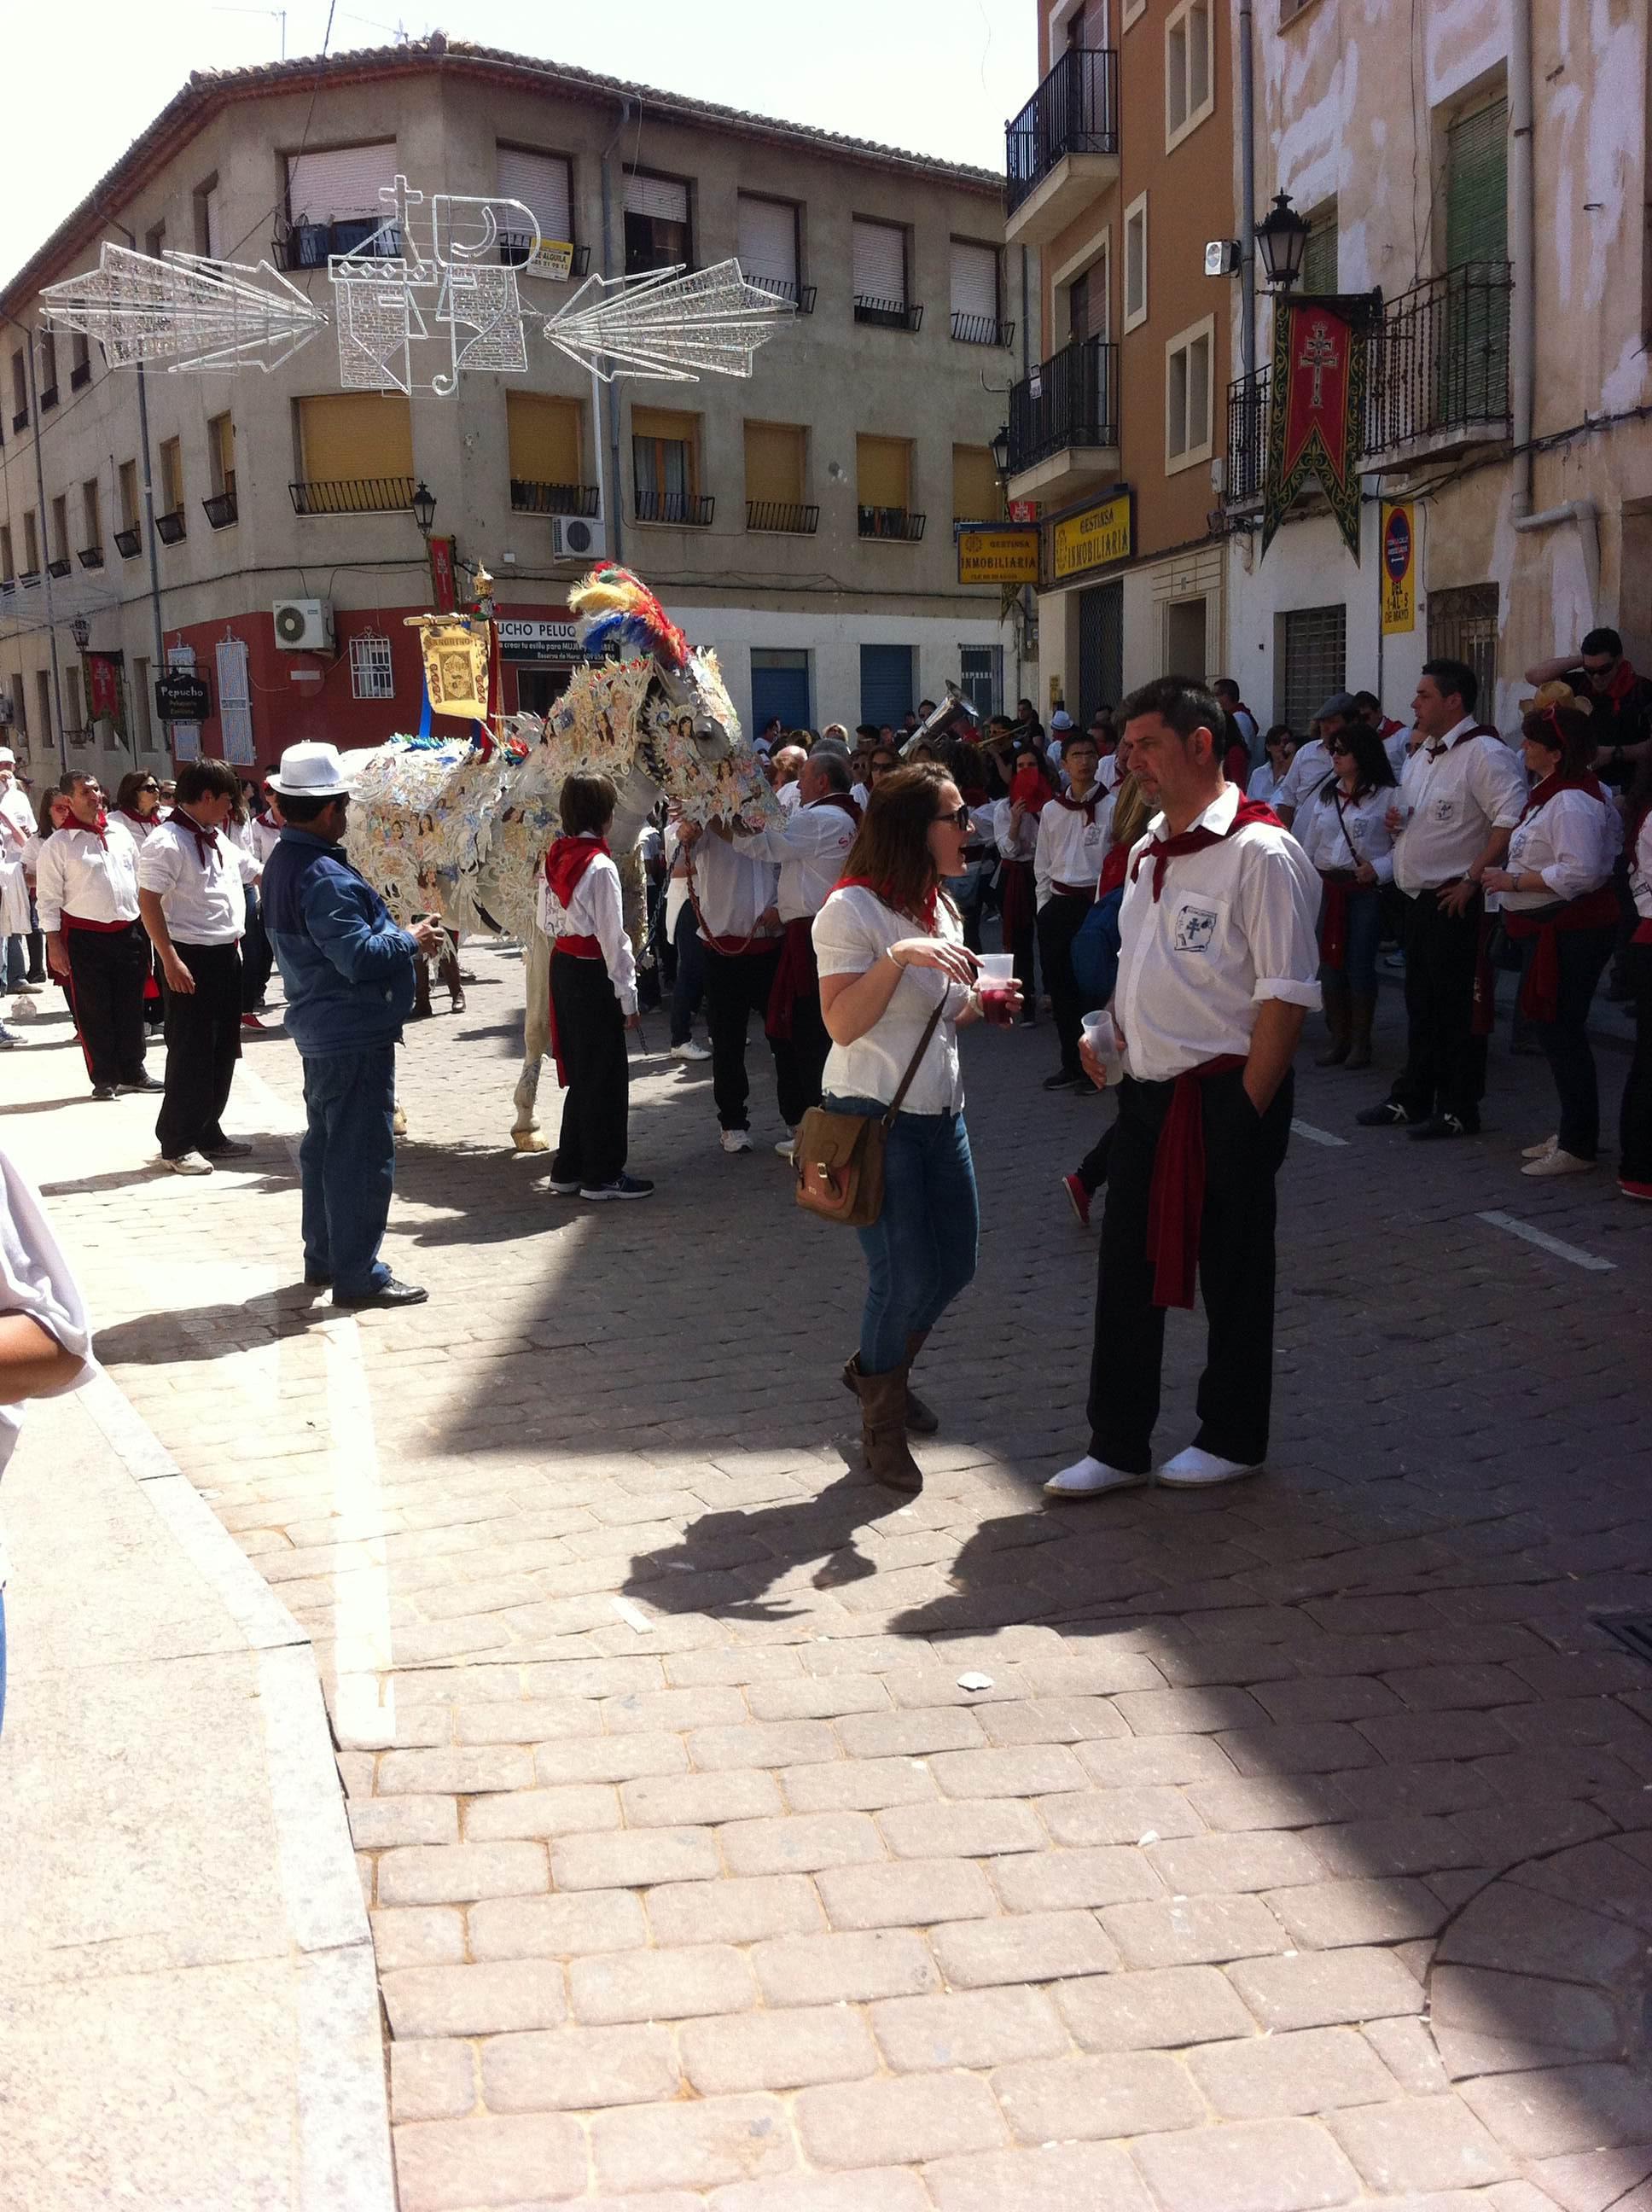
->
xmin=1491 ymin=787 xmax=1620 ymax=913
xmin=1275 ymin=738 xmax=1335 ymax=817
xmin=0 ymin=1148 xmax=95 ymax=1589
xmin=136 ymin=815 xmax=257 ymax=946
xmin=813 ymin=886 xmax=970 ymax=1115
xmin=536 ymin=842 xmax=637 ymax=1014
xmin=1294 ymin=782 xmax=1398 ymax=884
xmin=1391 ymin=722 xmax=1528 ymax=894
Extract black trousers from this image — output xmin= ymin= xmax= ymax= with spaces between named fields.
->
xmin=1088 ymin=1068 xmax=1293 ymax=1474
xmin=703 ymin=944 xmax=802 ymax=1130
xmin=240 ymin=887 xmax=274 ymax=1011
xmin=1038 ymin=893 xmax=1090 ymax=1075
xmin=1620 ymin=942 xmax=1652 ymax=1186
xmin=1520 ymin=924 xmax=1615 ymax=1161
xmin=1387 ymin=888 xmax=1487 ymax=1126
xmin=63 ymin=921 xmax=149 ymax=1090
xmin=551 ymin=954 xmax=628 ymax=1186
xmin=157 ymin=941 xmax=243 ymax=1160
xmin=774 ymin=982 xmax=831 ymax=1124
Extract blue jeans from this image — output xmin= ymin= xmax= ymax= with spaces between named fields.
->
xmin=1320 ymin=885 xmax=1383 ymax=995
xmin=669 ymin=904 xmax=705 ymax=1046
xmin=299 ymin=1045 xmax=397 ymax=1296
xmin=3 ymin=935 xmax=24 ymax=991
xmin=826 ymin=1094 xmax=979 ymax=1374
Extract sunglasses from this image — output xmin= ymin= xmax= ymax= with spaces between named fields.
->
xmin=934 ymin=803 xmax=973 ymax=829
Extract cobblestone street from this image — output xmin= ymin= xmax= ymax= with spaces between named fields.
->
xmin=6 ymin=946 xmax=1652 ymax=2212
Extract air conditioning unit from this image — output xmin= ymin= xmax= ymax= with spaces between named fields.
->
xmin=551 ymin=515 xmax=607 ymax=562
xmin=272 ymin=597 xmax=335 ymax=651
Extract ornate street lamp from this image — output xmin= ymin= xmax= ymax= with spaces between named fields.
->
xmin=410 ymin=480 xmax=437 ymax=538
xmin=70 ymin=613 xmax=90 ymax=649
xmin=990 ymin=423 xmax=1012 ymax=480
xmin=1256 ymin=192 xmax=1311 ymax=292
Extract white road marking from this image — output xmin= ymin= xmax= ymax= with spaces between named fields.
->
xmin=1291 ymin=1118 xmax=1351 ymax=1148
xmin=1477 ymin=1210 xmax=1615 ymax=1273
xmin=612 ymin=1595 xmax=653 ymax=1633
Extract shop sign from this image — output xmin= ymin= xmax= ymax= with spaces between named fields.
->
xmin=1052 ymin=492 xmax=1133 ymax=581
xmin=496 ymin=617 xmax=581 ymax=662
xmin=1381 ymin=502 xmax=1416 ymax=633
xmin=155 ymin=671 xmax=211 ymax=720
xmin=957 ymin=527 xmax=1040 ymax=587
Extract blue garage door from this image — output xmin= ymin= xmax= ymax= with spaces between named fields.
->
xmin=750 ymin=649 xmax=811 ymax=735
xmin=860 ymin=643 xmax=915 ymax=729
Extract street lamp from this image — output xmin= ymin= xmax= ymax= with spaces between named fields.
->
xmin=70 ymin=614 xmax=90 ymax=650
xmin=990 ymin=423 xmax=1012 ymax=480
xmin=410 ymin=480 xmax=437 ymax=538
xmin=1256 ymin=192 xmax=1311 ymax=291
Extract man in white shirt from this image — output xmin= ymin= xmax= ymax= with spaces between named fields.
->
xmin=37 ymin=771 xmax=158 ymax=1101
xmin=1273 ymin=691 xmax=1355 ymax=831
xmin=0 ymin=750 xmax=38 ymax=997
xmin=728 ymin=748 xmax=861 ymax=1151
xmin=137 ymin=759 xmax=261 ymax=1173
xmin=674 ymin=816 xmax=790 ymax=1153
xmin=1034 ymin=730 xmax=1110 ymax=1089
xmin=1357 ymin=658 xmax=1527 ymax=1140
xmin=1048 ymin=676 xmax=1320 ymax=1502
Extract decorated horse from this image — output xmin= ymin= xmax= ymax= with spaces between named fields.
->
xmin=341 ymin=566 xmax=779 ymax=1148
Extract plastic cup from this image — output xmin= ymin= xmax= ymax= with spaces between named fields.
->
xmin=977 ymin=953 xmax=1015 ymax=983
xmin=977 ymin=952 xmax=1017 ymax=1027
xmin=1082 ymin=1010 xmax=1122 ymax=1083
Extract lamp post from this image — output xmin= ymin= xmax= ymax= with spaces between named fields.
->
xmin=411 ymin=480 xmax=437 ymax=538
xmin=990 ymin=422 xmax=1012 ymax=480
xmin=70 ymin=614 xmax=90 ymax=650
xmin=1256 ymin=191 xmax=1311 ymax=292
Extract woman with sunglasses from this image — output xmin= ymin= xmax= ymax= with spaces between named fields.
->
xmin=814 ymin=765 xmax=1005 ymax=1493
xmin=1294 ymin=722 xmax=1397 ymax=1069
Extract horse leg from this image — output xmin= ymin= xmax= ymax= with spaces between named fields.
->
xmin=513 ymin=923 xmax=551 ymax=1151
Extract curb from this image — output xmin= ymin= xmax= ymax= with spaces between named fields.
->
xmin=78 ymin=1369 xmax=398 ymax=2212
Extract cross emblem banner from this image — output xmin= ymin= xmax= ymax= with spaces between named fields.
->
xmin=1261 ymin=300 xmax=1366 ymax=563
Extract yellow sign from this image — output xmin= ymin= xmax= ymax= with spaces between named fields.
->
xmin=524 ymin=236 xmax=574 ymax=281
xmin=1381 ymin=501 xmax=1416 ymax=634
xmin=1053 ymin=492 xmax=1132 ymax=581
xmin=957 ymin=527 xmax=1039 ymax=586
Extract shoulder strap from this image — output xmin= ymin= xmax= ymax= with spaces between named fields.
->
xmin=1333 ymin=789 xmax=1362 ymax=867
xmin=881 ymin=999 xmax=947 ymax=1128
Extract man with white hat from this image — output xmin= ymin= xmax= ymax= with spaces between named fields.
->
xmin=0 ymin=749 xmax=37 ymax=1004
xmin=260 ymin=742 xmax=440 ymax=1307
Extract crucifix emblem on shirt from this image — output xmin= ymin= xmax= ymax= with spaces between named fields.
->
xmin=1298 ymin=319 xmax=1339 ymax=410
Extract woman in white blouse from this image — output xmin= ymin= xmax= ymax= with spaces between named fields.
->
xmin=1483 ymin=703 xmax=1620 ymax=1178
xmin=1294 ymin=722 xmax=1397 ymax=1071
xmin=813 ymin=765 xmax=1005 ymax=1493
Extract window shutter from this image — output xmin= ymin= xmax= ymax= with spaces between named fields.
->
xmin=216 ymin=637 xmax=255 ymax=766
xmin=497 ymin=148 xmax=573 ymax=243
xmin=286 ymin=143 xmax=399 ymax=224
xmin=299 ymin=393 xmax=414 ymax=481
xmin=856 ymin=434 xmax=910 ymax=509
xmin=1446 ymin=99 xmax=1509 ymax=266
xmin=950 ymin=242 xmax=998 ymax=324
xmin=744 ymin=422 xmax=804 ymax=504
xmin=625 ymin=172 xmax=689 ymax=224
xmin=736 ymin=196 xmax=797 ymax=288
xmin=852 ymin=219 xmax=905 ymax=306
xmin=1301 ymin=207 xmax=1338 ymax=295
xmin=507 ymin=393 xmax=582 ymax=484
xmin=951 ymin=445 xmax=1002 ymax=523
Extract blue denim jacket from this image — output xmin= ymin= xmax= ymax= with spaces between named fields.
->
xmin=260 ymin=826 xmax=418 ymax=1058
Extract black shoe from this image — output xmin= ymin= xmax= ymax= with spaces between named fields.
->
xmin=580 ymin=1173 xmax=655 ymax=1202
xmin=1043 ymin=1068 xmax=1085 ymax=1091
xmin=303 ymin=1270 xmax=332 ymax=1287
xmin=332 ymin=1276 xmax=429 ymax=1308
xmin=91 ymin=1083 xmax=117 ymax=1101
xmin=1355 ymin=1099 xmax=1413 ymax=1127
xmin=1409 ymin=1112 xmax=1477 ymax=1142
xmin=202 ymin=1138 xmax=254 ymax=1158
xmin=116 ymin=1072 xmax=163 ymax=1094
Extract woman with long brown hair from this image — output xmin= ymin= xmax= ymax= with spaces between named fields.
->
xmin=813 ymin=764 xmax=1009 ymax=1492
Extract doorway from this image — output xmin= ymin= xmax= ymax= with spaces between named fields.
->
xmin=515 ymin=666 xmax=573 ymax=717
xmin=1163 ymin=597 xmax=1207 ymax=681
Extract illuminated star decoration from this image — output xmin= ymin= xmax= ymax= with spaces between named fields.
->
xmin=39 ymin=242 xmax=326 ymax=373
xmin=330 ymin=178 xmax=533 ymax=397
xmin=544 ymin=261 xmax=791 ymax=383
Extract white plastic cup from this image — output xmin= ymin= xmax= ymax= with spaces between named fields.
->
xmin=1082 ymin=1009 xmax=1123 ymax=1084
xmin=977 ymin=952 xmax=1015 ymax=983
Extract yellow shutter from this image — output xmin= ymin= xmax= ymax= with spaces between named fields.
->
xmin=631 ymin=405 xmax=699 ymax=445
xmin=744 ymin=422 xmax=804 ymax=504
xmin=298 ymin=393 xmax=415 ymax=483
xmin=857 ymin=434 xmax=910 ymax=509
xmin=159 ymin=440 xmax=183 ymax=514
xmin=507 ymin=393 xmax=583 ymax=485
xmin=952 ymin=445 xmax=1003 ymax=523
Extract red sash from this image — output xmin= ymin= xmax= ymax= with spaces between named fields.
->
xmin=1146 ymin=1056 xmax=1249 ymax=1310
xmin=547 ymin=931 xmax=603 ymax=1086
xmin=765 ymin=915 xmax=818 ymax=1040
xmin=1501 ymin=888 xmax=1620 ymax=1022
xmin=62 ymin=912 xmax=136 ymax=934
xmin=1316 ymin=870 xmax=1358 ymax=969
xmin=1131 ymin=798 xmax=1281 ymax=903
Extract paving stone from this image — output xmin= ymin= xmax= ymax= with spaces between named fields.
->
xmin=550 ymin=1825 xmax=720 ymax=1890
xmin=975 ymin=1696 xmax=1130 ymax=1746
xmin=393 ymin=2113 xmax=588 ymax=2211
xmin=1437 ymin=1883 xmax=1643 ymax=1982
xmin=793 ymin=2074 xmax=1006 ymax=2169
xmin=1361 ymin=2016 xmax=1455 ymax=2096
xmin=780 ymin=1756 xmax=939 ymax=1813
xmin=348 ymin=1795 xmax=460 ymax=1849
xmin=870 ymin=1986 xmax=1068 ymax=2073
xmin=990 ymin=1844 xmax=1163 ymax=1913
xmin=746 ymin=1675 xmax=893 ymax=1721
xmin=568 ymin=1943 xmax=758 ymax=2024
xmin=1038 ymin=1786 xmax=1205 ymax=1846
xmin=390 ymin=2039 xmax=476 ymax=2122
xmin=462 ymin=1784 xmax=621 ymax=1842
xmin=923 ymin=2142 xmax=1157 ymax=2212
xmin=835 ymin=1707 xmax=988 ymax=1758
xmin=817 ymin=1856 xmax=996 ymax=1929
xmin=1077 ymin=1734 xmax=1239 ymax=1786
xmin=1224 ymin=1947 xmax=1424 ymax=2029
xmin=930 ymin=1909 xmax=1119 ymax=1988
xmin=710 ymin=2173 xmax=933 ymax=2212
xmin=533 ymin=1735 xmax=689 ymax=1786
xmin=992 ymin=2049 xmax=1204 ymax=2143
xmin=1525 ymin=2144 xmax=1652 ymax=2212
xmin=1254 ymin=1677 xmax=1405 ymax=1726
xmin=1188 ymin=2027 xmax=1398 ymax=2117
xmin=480 ymin=2023 xmax=679 ymax=2111
xmin=1112 ymin=1687 xmax=1270 ymax=1736
xmin=1457 ymin=2065 xmax=1652 ymax=2158
xmin=371 ymin=1906 xmax=467 ymax=1969
xmin=1147 ymin=1831 xmax=1323 ymax=1895
xmin=753 ymin=1930 xmax=940 ymax=2005
xmin=721 ymin=1811 xmax=886 ymax=1875
xmin=649 ymin=1873 xmax=824 ymax=1946
xmin=1056 ymin=1964 xmax=1257 ymax=2051
xmin=1102 ymin=1893 xmax=1288 ymax=1968
xmin=876 ymin=1798 xmax=1047 ymax=1859
xmin=589 ymin=2093 xmax=795 ymax=2195
xmin=1264 ymin=1876 xmax=1449 ymax=1947
xmin=1185 ymin=1776 xmax=1354 ymax=1832
xmin=926 ymin=1744 xmax=1089 ymax=1799
xmin=1328 ymin=2098 xmax=1516 ymax=2191
xmin=376 ymin=1746 xmax=536 ymax=1795
xmin=383 ymin=1959 xmax=567 ymax=2038
xmin=689 ymin=1720 xmax=841 ymax=1771
xmin=620 ymin=1769 xmax=786 ymax=1828
xmin=1214 ymin=1722 xmax=1382 ymax=1777
xmin=1299 ymin=1817 xmax=1480 ymax=1878
xmin=1129 ymin=2116 xmax=1364 ymax=2212
xmin=468 ymin=1889 xmax=649 ymax=1959
xmin=378 ymin=1841 xmax=548 ymax=1907
xmin=678 ymin=2006 xmax=879 ymax=2093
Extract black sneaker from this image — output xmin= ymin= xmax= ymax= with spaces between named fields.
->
xmin=1409 ymin=1112 xmax=1477 ymax=1142
xmin=580 ymin=1174 xmax=655 ymax=1202
xmin=1043 ymin=1068 xmax=1085 ymax=1092
xmin=203 ymin=1138 xmax=254 ymax=1159
xmin=91 ymin=1083 xmax=118 ymax=1101
xmin=332 ymin=1277 xmax=429 ymax=1308
xmin=1355 ymin=1099 xmax=1413 ymax=1127
xmin=116 ymin=1072 xmax=164 ymax=1094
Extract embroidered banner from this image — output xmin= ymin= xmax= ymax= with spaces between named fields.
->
xmin=86 ymin=651 xmax=126 ymax=736
xmin=428 ymin=534 xmax=457 ymax=614
xmin=1260 ymin=300 xmax=1365 ymax=562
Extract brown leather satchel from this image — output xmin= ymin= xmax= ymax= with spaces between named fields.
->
xmin=794 ymin=1002 xmax=945 ymax=1228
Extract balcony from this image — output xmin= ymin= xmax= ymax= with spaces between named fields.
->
xmin=1224 ymin=367 xmax=1270 ymax=509
xmin=77 ymin=544 xmax=104 ymax=571
xmin=1004 ymin=46 xmax=1120 ymax=247
xmin=747 ymin=276 xmax=817 ymax=315
xmin=289 ymin=475 xmax=416 ymax=516
xmin=10 ymin=410 xmax=26 ymax=434
xmin=858 ymin=506 xmax=926 ymax=543
xmin=17 ymin=569 xmax=39 ymax=589
xmin=39 ymin=386 xmax=57 ymax=412
xmin=634 ymin=490 xmax=714 ymax=527
xmin=1005 ymin=335 xmax=1120 ymax=500
xmin=70 ymin=359 xmax=90 ymax=392
xmin=1364 ymin=262 xmax=1512 ymax=463
xmin=203 ymin=491 xmax=239 ymax=530
xmin=0 ymin=579 xmax=13 ymax=597
xmin=854 ymin=296 xmax=923 ymax=333
xmin=510 ymin=479 xmax=602 ymax=518
xmin=276 ymin=219 xmax=403 ymax=270
xmin=747 ymin=501 xmax=820 ymax=534
xmin=154 ymin=509 xmax=187 ymax=545
xmin=951 ymin=311 xmax=1015 ymax=348
xmin=113 ymin=526 xmax=142 ymax=560
xmin=46 ymin=556 xmax=71 ymax=579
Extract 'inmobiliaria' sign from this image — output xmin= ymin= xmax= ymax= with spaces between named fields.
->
xmin=1261 ymin=300 xmax=1365 ymax=563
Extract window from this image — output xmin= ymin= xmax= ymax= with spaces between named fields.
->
xmin=1079 ymin=581 xmax=1125 ymax=721
xmin=195 ymin=175 xmax=222 ymax=259
xmin=133 ymin=658 xmax=153 ymax=752
xmin=1301 ymin=200 xmax=1339 ymax=295
xmin=144 ymin=223 xmax=165 ymax=259
xmin=737 ymin=195 xmax=806 ymax=307
xmin=859 ymin=643 xmax=915 ymax=728
xmin=959 ymin=644 xmax=1003 ymax=721
xmin=22 ymin=511 xmax=38 ymax=573
xmin=858 ymin=434 xmax=921 ymax=537
xmin=38 ymin=332 xmax=57 ymax=408
xmin=1166 ymin=315 xmax=1215 ymax=470
xmin=64 ymin=664 xmax=84 ymax=737
xmin=1123 ymin=194 xmax=1148 ymax=330
xmin=744 ymin=421 xmax=809 ymax=530
xmin=950 ymin=239 xmax=1002 ymax=345
xmin=160 ymin=436 xmax=184 ymax=514
xmin=350 ymin=633 xmax=396 ymax=701
xmin=0 ymin=527 xmax=11 ymax=583
xmin=208 ymin=412 xmax=236 ymax=498
xmin=507 ymin=393 xmax=585 ymax=508
xmin=81 ymin=479 xmax=102 ymax=559
xmin=295 ymin=393 xmax=415 ymax=507
xmin=1279 ymin=602 xmax=1346 ymax=731
xmin=1428 ymin=582 xmax=1499 ymax=716
xmin=286 ymin=144 xmax=399 ymax=254
xmin=852 ymin=218 xmax=912 ymax=326
xmin=631 ymin=405 xmax=704 ymax=523
xmin=1446 ymin=96 xmax=1509 ymax=267
xmin=497 ymin=147 xmax=573 ymax=263
xmin=217 ymin=637 xmax=254 ymax=766
xmin=1166 ymin=0 xmax=1214 ymax=150
xmin=49 ymin=494 xmax=69 ymax=566
xmin=119 ymin=459 xmax=140 ymax=533
xmin=36 ymin=672 xmax=53 ymax=748
xmin=952 ymin=445 xmax=1004 ymax=526
xmin=9 ymin=674 xmax=25 ymax=736
xmin=70 ymin=333 xmax=90 ymax=390
xmin=1066 ymin=239 xmax=1110 ymax=345
xmin=10 ymin=351 xmax=26 ymax=429
xmin=624 ymin=171 xmax=690 ymax=276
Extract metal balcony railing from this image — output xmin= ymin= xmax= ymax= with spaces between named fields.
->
xmin=113 ymin=526 xmax=142 ymax=559
xmin=951 ymin=311 xmax=1015 ymax=347
xmin=276 ymin=219 xmax=403 ymax=270
xmin=77 ymin=544 xmax=104 ymax=570
xmin=203 ymin=492 xmax=239 ymax=530
xmin=747 ymin=501 xmax=820 ymax=534
xmin=634 ymin=489 xmax=714 ymax=527
xmin=854 ymin=295 xmax=923 ymax=333
xmin=154 ymin=510 xmax=187 ymax=544
xmin=1005 ymin=46 xmax=1120 ymax=217
xmin=289 ymin=476 xmax=416 ymax=516
xmin=38 ymin=386 xmax=57 ymax=412
xmin=70 ymin=359 xmax=90 ymax=391
xmin=747 ymin=276 xmax=817 ymax=315
xmin=858 ymin=506 xmax=927 ymax=542
xmin=1006 ymin=335 xmax=1120 ymax=474
xmin=1365 ymin=262 xmax=1512 ymax=453
xmin=10 ymin=410 xmax=26 ymax=434
xmin=510 ymin=479 xmax=601 ymax=517
xmin=1225 ymin=367 xmax=1270 ymax=509
xmin=46 ymin=556 xmax=71 ymax=579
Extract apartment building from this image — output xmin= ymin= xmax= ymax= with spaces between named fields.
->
xmin=1003 ymin=0 xmax=1235 ymax=723
xmin=0 ymin=38 xmax=1015 ymax=776
xmin=1223 ymin=1 xmax=1652 ymax=734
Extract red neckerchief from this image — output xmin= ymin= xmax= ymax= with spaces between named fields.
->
xmin=1131 ymin=795 xmax=1281 ymax=902
xmin=116 ymin=807 xmax=155 ymax=835
xmin=172 ymin=807 xmax=221 ymax=867
xmin=1051 ymin=788 xmax=1102 ymax=818
xmin=1603 ymin=659 xmax=1639 ymax=707
xmin=543 ymin=834 xmax=610 ymax=910
xmin=73 ymin=810 xmax=109 ymax=848
xmin=1425 ymin=722 xmax=1500 ymax=760
xmin=807 ymin=793 xmax=863 ymax=827
xmin=1517 ymin=769 xmax=1607 ymax=826
xmin=834 ymin=873 xmax=939 ymax=934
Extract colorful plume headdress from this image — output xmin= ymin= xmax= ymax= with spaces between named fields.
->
xmin=569 ymin=565 xmax=689 ymax=673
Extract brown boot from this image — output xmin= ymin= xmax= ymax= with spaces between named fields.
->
xmin=1345 ymin=992 xmax=1376 ymax=1070
xmin=411 ymin=958 xmax=433 ymax=1020
xmin=1315 ymin=972 xmax=1351 ymax=1066
xmin=846 ymin=1355 xmax=923 ymax=1493
xmin=439 ymin=945 xmax=466 ymax=1014
xmin=902 ymin=1330 xmax=939 ymax=1434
